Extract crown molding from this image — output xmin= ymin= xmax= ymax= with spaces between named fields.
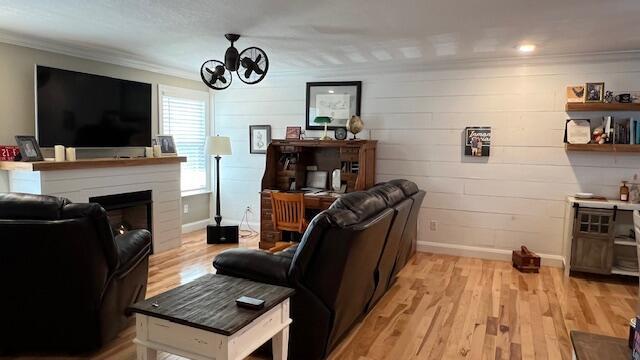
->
xmin=0 ymin=30 xmax=199 ymax=81
xmin=3 ymin=29 xmax=640 ymax=83
xmin=268 ymin=49 xmax=640 ymax=79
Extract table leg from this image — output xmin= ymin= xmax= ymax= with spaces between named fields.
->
xmin=272 ymin=326 xmax=289 ymax=360
xmin=137 ymin=344 xmax=157 ymax=360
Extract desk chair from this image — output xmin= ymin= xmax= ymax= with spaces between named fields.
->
xmin=270 ymin=192 xmax=308 ymax=252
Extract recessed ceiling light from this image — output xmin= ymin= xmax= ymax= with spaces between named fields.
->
xmin=328 ymin=90 xmax=335 ymax=93
xmin=518 ymin=44 xmax=536 ymax=53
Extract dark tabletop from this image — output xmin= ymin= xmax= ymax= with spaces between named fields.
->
xmin=128 ymin=274 xmax=295 ymax=336
xmin=571 ymin=330 xmax=631 ymax=360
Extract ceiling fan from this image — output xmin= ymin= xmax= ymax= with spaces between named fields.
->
xmin=200 ymin=34 xmax=269 ymax=90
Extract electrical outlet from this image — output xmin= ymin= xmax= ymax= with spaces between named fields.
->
xmin=183 ymin=204 xmax=189 ymax=214
xmin=429 ymin=220 xmax=438 ymax=231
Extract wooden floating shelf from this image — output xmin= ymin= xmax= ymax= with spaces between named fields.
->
xmin=565 ymin=102 xmax=640 ymax=112
xmin=0 ymin=156 xmax=186 ymax=171
xmin=565 ymin=143 xmax=640 ymax=153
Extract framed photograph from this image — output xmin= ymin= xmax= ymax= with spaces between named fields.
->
xmin=156 ymin=135 xmax=177 ymax=155
xmin=464 ymin=127 xmax=491 ymax=157
xmin=566 ymin=85 xmax=585 ymax=103
xmin=306 ymin=81 xmax=361 ymax=130
xmin=250 ymin=125 xmax=271 ymax=154
xmin=15 ymin=135 xmax=43 ymax=162
xmin=585 ymin=82 xmax=605 ymax=103
xmin=286 ymin=126 xmax=302 ymax=140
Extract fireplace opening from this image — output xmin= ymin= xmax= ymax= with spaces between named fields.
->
xmin=90 ymin=190 xmax=153 ymax=248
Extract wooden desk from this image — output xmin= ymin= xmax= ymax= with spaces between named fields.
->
xmin=258 ymin=139 xmax=377 ymax=249
xmin=260 ymin=191 xmax=339 ymax=249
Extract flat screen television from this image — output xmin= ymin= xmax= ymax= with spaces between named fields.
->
xmin=36 ymin=65 xmax=152 ymax=148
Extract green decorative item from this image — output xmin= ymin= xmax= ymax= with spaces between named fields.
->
xmin=314 ymin=116 xmax=332 ymax=140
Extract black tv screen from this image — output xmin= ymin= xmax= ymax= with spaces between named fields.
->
xmin=36 ymin=66 xmax=152 ymax=148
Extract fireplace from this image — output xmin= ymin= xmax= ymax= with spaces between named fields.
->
xmin=90 ymin=190 xmax=153 ymax=248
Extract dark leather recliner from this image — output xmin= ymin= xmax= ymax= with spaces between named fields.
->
xmin=213 ymin=179 xmax=425 ymax=360
xmin=0 ymin=193 xmax=152 ymax=354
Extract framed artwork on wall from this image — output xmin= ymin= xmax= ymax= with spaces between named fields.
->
xmin=305 ymin=81 xmax=361 ymax=130
xmin=249 ymin=125 xmax=271 ymax=154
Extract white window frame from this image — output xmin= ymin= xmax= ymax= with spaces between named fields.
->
xmin=158 ymin=84 xmax=212 ymax=197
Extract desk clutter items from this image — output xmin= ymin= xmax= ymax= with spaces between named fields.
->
xmin=0 ymin=145 xmax=20 ymax=161
xmin=14 ymin=135 xmax=43 ymax=162
xmin=65 ymin=147 xmax=76 ymax=161
xmin=346 ymin=115 xmax=364 ymax=140
xmin=512 ymin=246 xmax=541 ymax=273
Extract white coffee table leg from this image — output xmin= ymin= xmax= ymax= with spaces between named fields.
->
xmin=272 ymin=326 xmax=289 ymax=360
xmin=137 ymin=344 xmax=157 ymax=360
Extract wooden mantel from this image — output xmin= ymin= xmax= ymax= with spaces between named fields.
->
xmin=0 ymin=156 xmax=187 ymax=171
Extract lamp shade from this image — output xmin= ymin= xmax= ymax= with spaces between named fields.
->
xmin=206 ymin=136 xmax=232 ymax=156
xmin=314 ymin=116 xmax=332 ymax=124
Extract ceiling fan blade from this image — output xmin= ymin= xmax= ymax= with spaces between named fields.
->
xmin=244 ymin=68 xmax=253 ymax=79
xmin=255 ymin=54 xmax=262 ymax=63
xmin=253 ymin=66 xmax=264 ymax=75
xmin=219 ymin=76 xmax=227 ymax=84
xmin=205 ymin=67 xmax=215 ymax=74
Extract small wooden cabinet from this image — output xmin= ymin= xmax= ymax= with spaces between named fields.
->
xmin=570 ymin=208 xmax=614 ymax=274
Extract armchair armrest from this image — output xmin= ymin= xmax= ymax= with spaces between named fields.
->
xmin=213 ymin=248 xmax=292 ymax=287
xmin=114 ymin=229 xmax=151 ymax=277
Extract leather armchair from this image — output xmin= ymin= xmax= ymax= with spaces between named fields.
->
xmin=213 ymin=180 xmax=425 ymax=360
xmin=0 ymin=193 xmax=152 ymax=354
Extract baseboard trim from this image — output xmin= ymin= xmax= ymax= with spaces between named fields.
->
xmin=417 ymin=241 xmax=565 ymax=268
xmin=181 ymin=219 xmax=210 ymax=234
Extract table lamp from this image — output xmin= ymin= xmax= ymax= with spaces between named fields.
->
xmin=205 ymin=135 xmax=238 ymax=244
xmin=314 ymin=116 xmax=332 ymax=140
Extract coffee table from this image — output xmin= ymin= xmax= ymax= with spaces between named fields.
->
xmin=128 ymin=274 xmax=295 ymax=360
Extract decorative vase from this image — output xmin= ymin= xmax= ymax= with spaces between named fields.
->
xmin=346 ymin=115 xmax=364 ymax=140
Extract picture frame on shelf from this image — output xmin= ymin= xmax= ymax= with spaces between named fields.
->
xmin=156 ymin=135 xmax=177 ymax=156
xmin=585 ymin=82 xmax=605 ymax=103
xmin=566 ymin=85 xmax=585 ymax=103
xmin=334 ymin=127 xmax=348 ymax=140
xmin=285 ymin=126 xmax=302 ymax=140
xmin=250 ymin=125 xmax=271 ymax=154
xmin=14 ymin=135 xmax=43 ymax=162
xmin=306 ymin=81 xmax=361 ymax=131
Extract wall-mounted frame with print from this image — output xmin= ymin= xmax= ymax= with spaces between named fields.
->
xmin=249 ymin=125 xmax=271 ymax=154
xmin=306 ymin=81 xmax=361 ymax=130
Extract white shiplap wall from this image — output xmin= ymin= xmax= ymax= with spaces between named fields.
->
xmin=214 ymin=57 xmax=640 ymax=265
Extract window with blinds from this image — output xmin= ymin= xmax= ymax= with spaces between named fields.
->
xmin=160 ymin=89 xmax=209 ymax=194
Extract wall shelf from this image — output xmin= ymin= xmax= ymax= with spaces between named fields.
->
xmin=565 ymin=143 xmax=640 ymax=152
xmin=565 ymin=102 xmax=640 ymax=112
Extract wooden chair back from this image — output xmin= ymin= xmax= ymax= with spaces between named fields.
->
xmin=271 ymin=192 xmax=308 ymax=234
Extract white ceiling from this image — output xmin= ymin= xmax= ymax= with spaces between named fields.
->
xmin=1 ymin=0 xmax=640 ymax=77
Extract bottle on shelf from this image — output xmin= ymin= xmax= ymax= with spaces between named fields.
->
xmin=620 ymin=181 xmax=630 ymax=201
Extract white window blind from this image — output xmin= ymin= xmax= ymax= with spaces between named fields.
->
xmin=160 ymin=91 xmax=208 ymax=194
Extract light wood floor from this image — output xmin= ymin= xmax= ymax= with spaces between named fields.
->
xmin=6 ymin=231 xmax=638 ymax=359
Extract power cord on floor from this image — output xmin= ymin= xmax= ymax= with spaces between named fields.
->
xmin=239 ymin=206 xmax=259 ymax=239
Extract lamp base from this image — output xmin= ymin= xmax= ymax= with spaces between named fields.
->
xmin=207 ymin=224 xmax=239 ymax=244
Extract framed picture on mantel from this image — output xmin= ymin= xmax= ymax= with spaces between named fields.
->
xmin=306 ymin=81 xmax=361 ymax=131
